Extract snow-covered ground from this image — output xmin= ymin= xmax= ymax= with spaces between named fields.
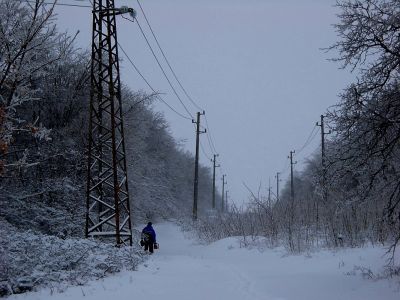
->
xmin=9 ymin=222 xmax=399 ymax=300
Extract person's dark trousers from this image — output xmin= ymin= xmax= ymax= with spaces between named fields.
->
xmin=144 ymin=241 xmax=154 ymax=253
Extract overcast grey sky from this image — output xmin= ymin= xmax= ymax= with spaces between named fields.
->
xmin=55 ymin=0 xmax=354 ymax=206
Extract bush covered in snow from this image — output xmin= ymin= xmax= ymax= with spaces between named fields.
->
xmin=0 ymin=221 xmax=144 ymax=297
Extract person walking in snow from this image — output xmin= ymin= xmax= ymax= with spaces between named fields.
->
xmin=141 ymin=222 xmax=157 ymax=253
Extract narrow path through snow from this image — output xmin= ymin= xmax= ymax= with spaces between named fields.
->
xmin=9 ymin=222 xmax=400 ymax=300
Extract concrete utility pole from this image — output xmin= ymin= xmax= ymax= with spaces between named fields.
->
xmin=225 ymin=190 xmax=229 ymax=212
xmin=268 ymin=178 xmax=272 ymax=202
xmin=289 ymin=150 xmax=297 ymax=203
xmin=275 ymin=172 xmax=281 ymax=202
xmin=192 ymin=111 xmax=206 ymax=220
xmin=221 ymin=174 xmax=227 ymax=211
xmin=316 ymin=115 xmax=330 ymax=203
xmin=288 ymin=150 xmax=297 ymax=252
xmin=211 ymin=154 xmax=220 ymax=209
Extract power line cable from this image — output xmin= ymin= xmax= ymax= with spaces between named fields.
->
xmin=118 ymin=42 xmax=192 ymax=120
xmin=199 ymin=140 xmax=212 ymax=161
xmin=205 ymin=128 xmax=215 ymax=155
xmin=192 ymin=121 xmax=211 ymax=161
xmin=204 ymin=115 xmax=218 ymax=154
xmin=25 ymin=0 xmax=91 ymax=8
xmin=296 ymin=125 xmax=318 ymax=154
xmin=299 ymin=129 xmax=319 ymax=153
xmin=279 ymin=157 xmax=290 ymax=174
xmin=125 ymin=1 xmax=222 ymax=162
xmin=131 ymin=17 xmax=194 ymax=119
xmin=54 ymin=0 xmax=217 ymax=161
xmin=40 ymin=0 xmax=193 ymax=123
xmin=136 ymin=0 xmax=204 ymax=112
xmin=136 ymin=0 xmax=225 ymax=159
xmin=135 ymin=0 xmax=223 ymax=158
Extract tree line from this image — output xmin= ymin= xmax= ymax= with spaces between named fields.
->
xmin=0 ymin=0 xmax=220 ymax=238
xmin=196 ymin=0 xmax=400 ymax=263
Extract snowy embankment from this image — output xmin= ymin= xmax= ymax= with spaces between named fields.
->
xmin=0 ymin=221 xmax=144 ymax=296
xmin=8 ymin=222 xmax=399 ymax=300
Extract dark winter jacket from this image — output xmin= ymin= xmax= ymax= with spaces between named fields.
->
xmin=142 ymin=224 xmax=156 ymax=243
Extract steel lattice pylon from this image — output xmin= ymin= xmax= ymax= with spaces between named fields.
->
xmin=85 ymin=0 xmax=132 ymax=246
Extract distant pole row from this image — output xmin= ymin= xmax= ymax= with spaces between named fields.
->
xmin=275 ymin=114 xmax=329 ymax=206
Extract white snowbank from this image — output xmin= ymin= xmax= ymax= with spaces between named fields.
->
xmin=8 ymin=222 xmax=399 ymax=300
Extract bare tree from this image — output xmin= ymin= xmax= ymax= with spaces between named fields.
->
xmin=327 ymin=0 xmax=400 ymax=253
xmin=0 ymin=0 xmax=76 ymax=173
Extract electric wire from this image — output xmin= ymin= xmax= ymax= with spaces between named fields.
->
xmin=129 ymin=14 xmax=223 ymax=167
xmin=296 ymin=125 xmax=319 ymax=154
xmin=279 ymin=157 xmax=290 ymax=175
xmin=132 ymin=17 xmax=194 ymax=119
xmin=205 ymin=129 xmax=215 ymax=155
xmin=191 ymin=122 xmax=211 ymax=162
xmin=135 ymin=0 xmax=204 ymax=112
xmin=191 ymin=122 xmax=211 ymax=161
xmin=56 ymin=0 xmax=221 ymax=168
xmin=50 ymin=0 xmax=322 ymax=200
xmin=204 ymin=115 xmax=218 ymax=154
xmin=199 ymin=123 xmax=214 ymax=156
xmin=135 ymin=0 xmax=222 ymax=158
xmin=118 ymin=42 xmax=192 ymax=120
xmin=89 ymin=0 xmax=217 ymax=165
xmin=200 ymin=140 xmax=212 ymax=161
xmin=25 ymin=0 xmax=91 ymax=8
xmin=114 ymin=0 xmax=220 ymax=160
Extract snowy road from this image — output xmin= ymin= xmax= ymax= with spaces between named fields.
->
xmin=9 ymin=222 xmax=399 ymax=300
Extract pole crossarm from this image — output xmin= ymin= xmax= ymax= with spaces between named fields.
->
xmin=85 ymin=0 xmax=134 ymax=246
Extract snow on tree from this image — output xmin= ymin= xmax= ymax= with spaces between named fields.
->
xmin=0 ymin=0 xmax=76 ymax=174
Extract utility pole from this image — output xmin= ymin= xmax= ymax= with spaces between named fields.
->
xmin=289 ymin=150 xmax=297 ymax=203
xmin=221 ymin=174 xmax=227 ymax=211
xmin=316 ymin=114 xmax=330 ymax=203
xmin=268 ymin=178 xmax=272 ymax=202
xmin=192 ymin=111 xmax=206 ymax=220
xmin=275 ymin=172 xmax=281 ymax=202
xmin=211 ymin=154 xmax=220 ymax=209
xmin=85 ymin=1 xmax=136 ymax=246
xmin=288 ymin=150 xmax=296 ymax=251
xmin=225 ymin=190 xmax=229 ymax=212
